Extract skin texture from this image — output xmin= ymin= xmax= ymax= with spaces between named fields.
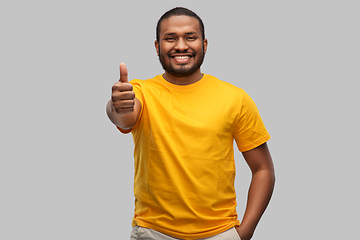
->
xmin=107 ymin=14 xmax=275 ymax=240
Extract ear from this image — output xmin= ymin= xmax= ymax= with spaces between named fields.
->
xmin=155 ymin=40 xmax=159 ymax=56
xmin=203 ymin=38 xmax=208 ymax=54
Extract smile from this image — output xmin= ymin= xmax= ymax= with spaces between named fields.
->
xmin=170 ymin=54 xmax=194 ymax=64
xmin=173 ymin=56 xmax=190 ymax=59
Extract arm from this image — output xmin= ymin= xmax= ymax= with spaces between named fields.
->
xmin=236 ymin=142 xmax=275 ymax=240
xmin=106 ymin=63 xmax=142 ymax=129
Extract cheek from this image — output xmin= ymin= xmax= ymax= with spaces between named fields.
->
xmin=190 ymin=42 xmax=204 ymax=53
xmin=159 ymin=43 xmax=172 ymax=53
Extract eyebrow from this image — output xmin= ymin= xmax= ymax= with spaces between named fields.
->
xmin=185 ymin=31 xmax=198 ymax=35
xmin=163 ymin=31 xmax=199 ymax=36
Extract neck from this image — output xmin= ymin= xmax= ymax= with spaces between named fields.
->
xmin=163 ymin=70 xmax=203 ymax=85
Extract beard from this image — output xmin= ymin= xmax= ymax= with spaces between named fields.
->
xmin=158 ymin=46 xmax=205 ymax=78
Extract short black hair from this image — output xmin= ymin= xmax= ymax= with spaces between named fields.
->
xmin=156 ymin=7 xmax=205 ymax=42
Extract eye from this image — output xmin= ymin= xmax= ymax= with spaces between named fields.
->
xmin=187 ymin=36 xmax=197 ymax=41
xmin=165 ymin=37 xmax=176 ymax=41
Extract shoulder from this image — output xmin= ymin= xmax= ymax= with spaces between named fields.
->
xmin=204 ymin=74 xmax=246 ymax=95
xmin=129 ymin=75 xmax=162 ymax=88
xmin=129 ymin=79 xmax=145 ymax=86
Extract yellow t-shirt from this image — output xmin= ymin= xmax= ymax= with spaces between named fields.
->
xmin=118 ymin=74 xmax=270 ymax=239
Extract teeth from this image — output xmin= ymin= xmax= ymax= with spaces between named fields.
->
xmin=174 ymin=56 xmax=190 ymax=59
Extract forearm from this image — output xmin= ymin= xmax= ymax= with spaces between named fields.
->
xmin=106 ymin=99 xmax=140 ymax=129
xmin=238 ymin=168 xmax=275 ymax=239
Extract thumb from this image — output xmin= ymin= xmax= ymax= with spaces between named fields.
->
xmin=119 ymin=63 xmax=128 ymax=83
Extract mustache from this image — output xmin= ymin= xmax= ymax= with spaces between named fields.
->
xmin=168 ymin=50 xmax=196 ymax=57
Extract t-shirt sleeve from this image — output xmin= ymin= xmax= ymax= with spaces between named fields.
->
xmin=116 ymin=79 xmax=144 ymax=134
xmin=233 ymin=90 xmax=271 ymax=152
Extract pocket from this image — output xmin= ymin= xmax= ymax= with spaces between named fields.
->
xmin=136 ymin=227 xmax=151 ymax=240
xmin=136 ymin=227 xmax=175 ymax=240
xmin=232 ymin=228 xmax=242 ymax=240
xmin=136 ymin=227 xmax=160 ymax=240
xmin=130 ymin=226 xmax=139 ymax=240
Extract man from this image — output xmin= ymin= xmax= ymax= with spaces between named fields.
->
xmin=106 ymin=7 xmax=275 ymax=240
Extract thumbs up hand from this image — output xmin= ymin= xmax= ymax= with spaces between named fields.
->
xmin=111 ymin=63 xmax=135 ymax=116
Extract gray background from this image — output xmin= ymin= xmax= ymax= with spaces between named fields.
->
xmin=1 ymin=0 xmax=359 ymax=239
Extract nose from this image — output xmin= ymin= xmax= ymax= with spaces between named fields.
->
xmin=175 ymin=38 xmax=188 ymax=51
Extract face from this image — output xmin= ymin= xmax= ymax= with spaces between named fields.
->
xmin=155 ymin=15 xmax=208 ymax=78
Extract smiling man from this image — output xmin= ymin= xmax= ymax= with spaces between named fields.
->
xmin=156 ymin=14 xmax=207 ymax=83
xmin=106 ymin=7 xmax=275 ymax=240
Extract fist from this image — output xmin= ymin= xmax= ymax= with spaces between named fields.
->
xmin=111 ymin=63 xmax=135 ymax=116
